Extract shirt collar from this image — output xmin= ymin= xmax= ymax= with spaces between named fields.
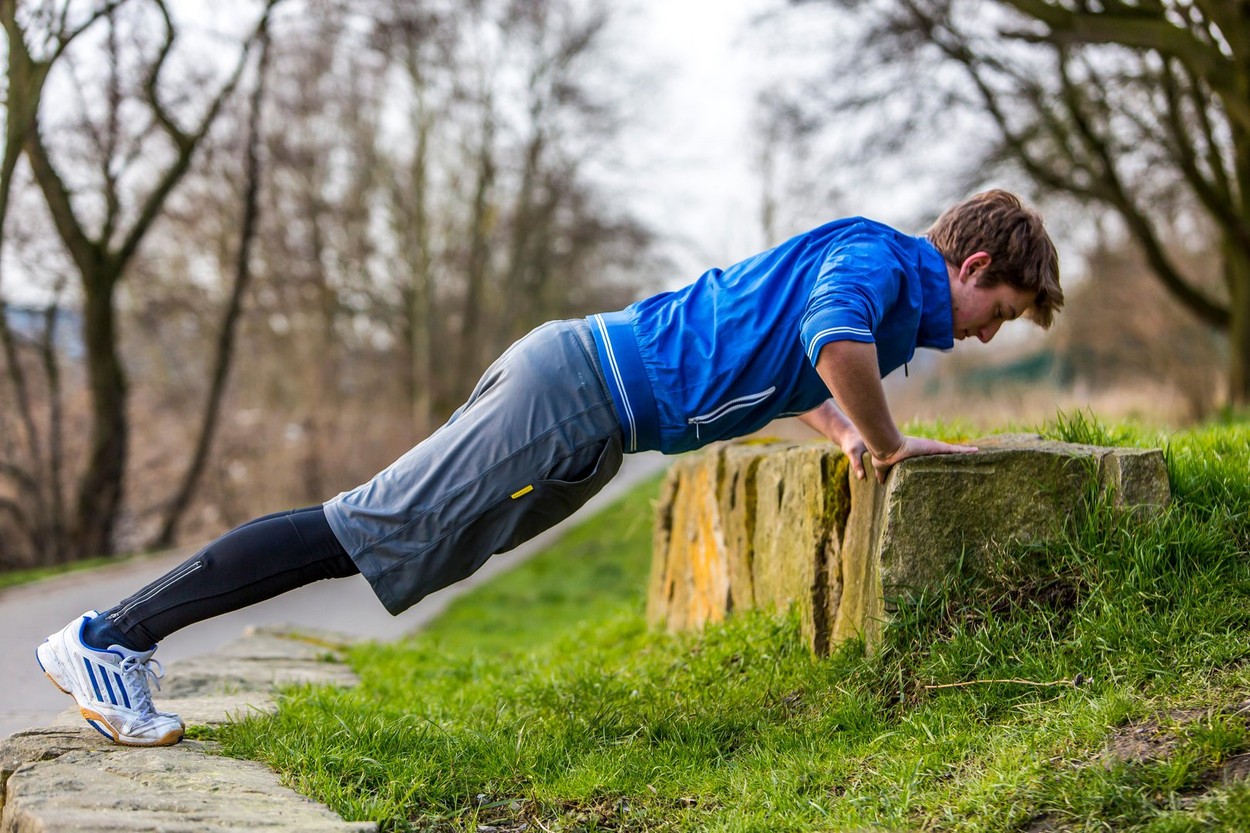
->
xmin=916 ymin=237 xmax=955 ymax=350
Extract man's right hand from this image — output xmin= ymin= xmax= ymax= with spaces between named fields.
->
xmin=870 ymin=436 xmax=978 ymax=483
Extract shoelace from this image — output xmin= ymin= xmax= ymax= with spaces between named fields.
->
xmin=117 ymin=654 xmax=165 ymax=715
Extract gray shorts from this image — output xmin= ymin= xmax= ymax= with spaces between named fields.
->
xmin=324 ymin=319 xmax=625 ymax=615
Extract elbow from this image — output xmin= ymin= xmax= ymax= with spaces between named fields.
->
xmin=815 ymin=339 xmax=869 ymax=371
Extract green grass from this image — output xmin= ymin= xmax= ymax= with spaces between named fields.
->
xmin=210 ymin=415 xmax=1250 ymax=832
xmin=0 ymin=553 xmax=132 ymax=592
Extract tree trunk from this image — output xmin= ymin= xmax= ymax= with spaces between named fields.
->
xmin=74 ymin=267 xmax=127 ymax=557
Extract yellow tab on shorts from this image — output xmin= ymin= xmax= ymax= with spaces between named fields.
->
xmin=511 ymin=484 xmax=534 ymax=500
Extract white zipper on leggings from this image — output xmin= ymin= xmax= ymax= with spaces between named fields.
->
xmin=114 ymin=559 xmax=204 ymax=620
xmin=688 ymin=386 xmax=776 ymax=441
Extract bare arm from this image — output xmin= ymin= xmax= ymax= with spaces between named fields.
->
xmin=797 ymin=399 xmax=869 ymax=479
xmin=814 ymin=340 xmax=976 ymax=481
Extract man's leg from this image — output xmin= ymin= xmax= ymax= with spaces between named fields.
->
xmin=40 ymin=318 xmax=625 ymax=746
xmin=101 ymin=505 xmax=358 ymax=649
xmin=37 ymin=505 xmax=358 ymax=746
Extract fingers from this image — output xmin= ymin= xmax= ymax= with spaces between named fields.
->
xmin=870 ymin=438 xmax=980 ymax=483
xmin=908 ymin=439 xmax=979 ymax=457
xmin=849 ymin=452 xmax=866 ymax=480
xmin=937 ymin=443 xmax=979 ymax=455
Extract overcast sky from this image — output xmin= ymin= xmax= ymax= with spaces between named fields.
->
xmin=619 ymin=0 xmax=951 ymax=284
xmin=612 ymin=0 xmax=779 ymax=280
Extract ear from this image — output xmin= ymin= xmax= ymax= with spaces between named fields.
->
xmin=959 ymin=251 xmax=992 ymax=283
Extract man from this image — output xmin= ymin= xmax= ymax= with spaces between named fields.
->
xmin=37 ymin=189 xmax=1062 ymax=746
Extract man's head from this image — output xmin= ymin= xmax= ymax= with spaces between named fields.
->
xmin=926 ymin=189 xmax=1063 ymax=342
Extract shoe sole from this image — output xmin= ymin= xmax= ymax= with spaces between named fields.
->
xmin=36 ymin=640 xmax=184 ymax=748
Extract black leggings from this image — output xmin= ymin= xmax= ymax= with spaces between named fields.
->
xmin=105 ymin=506 xmax=359 ymax=647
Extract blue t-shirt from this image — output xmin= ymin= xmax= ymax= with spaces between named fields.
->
xmin=589 ymin=217 xmax=954 ymax=454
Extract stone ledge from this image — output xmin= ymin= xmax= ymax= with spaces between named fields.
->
xmin=649 ymin=435 xmax=1170 ymax=653
xmin=0 ymin=627 xmax=375 ymax=833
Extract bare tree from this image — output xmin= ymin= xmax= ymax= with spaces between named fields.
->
xmin=7 ymin=0 xmax=278 ymax=557
xmin=0 ymin=0 xmax=127 ymax=564
xmin=805 ymin=0 xmax=1248 ymax=404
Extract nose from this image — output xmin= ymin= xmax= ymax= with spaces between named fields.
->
xmin=978 ymin=320 xmax=1002 ymax=343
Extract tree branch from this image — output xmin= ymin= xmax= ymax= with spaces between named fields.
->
xmin=916 ymin=0 xmax=1231 ymax=326
xmin=118 ymin=0 xmax=280 ymax=273
xmin=1157 ymin=57 xmax=1247 ymax=248
xmin=23 ymin=120 xmax=102 ymax=277
xmin=53 ymin=0 xmax=130 ymax=62
xmin=1055 ymin=52 xmax=1230 ymax=326
xmin=999 ymin=0 xmax=1250 ymax=135
xmin=141 ymin=0 xmax=189 ymax=150
xmin=40 ymin=291 xmax=67 ymax=560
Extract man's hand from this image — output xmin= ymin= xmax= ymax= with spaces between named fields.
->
xmin=870 ymin=435 xmax=978 ymax=483
xmin=837 ymin=424 xmax=870 ymax=480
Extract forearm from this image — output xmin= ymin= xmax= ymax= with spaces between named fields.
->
xmin=813 ymin=341 xmax=904 ymax=459
xmin=797 ymin=399 xmax=854 ymax=442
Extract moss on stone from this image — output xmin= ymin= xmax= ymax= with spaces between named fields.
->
xmin=822 ymin=452 xmax=852 ymax=542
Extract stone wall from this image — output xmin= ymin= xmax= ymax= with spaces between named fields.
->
xmin=647 ymin=435 xmax=1171 ymax=653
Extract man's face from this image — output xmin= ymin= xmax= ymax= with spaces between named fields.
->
xmin=949 ymin=253 xmax=1035 ymax=343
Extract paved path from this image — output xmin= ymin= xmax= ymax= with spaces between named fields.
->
xmin=0 ymin=452 xmax=667 ymax=740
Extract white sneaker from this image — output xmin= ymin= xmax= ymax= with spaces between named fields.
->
xmin=36 ymin=611 xmax=184 ymax=747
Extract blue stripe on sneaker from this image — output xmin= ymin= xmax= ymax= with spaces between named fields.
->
xmin=85 ymin=718 xmax=114 ymax=741
xmin=83 ymin=657 xmax=104 ymax=702
xmin=113 ymin=672 xmax=130 ymax=708
xmin=100 ymin=665 xmax=118 ymax=706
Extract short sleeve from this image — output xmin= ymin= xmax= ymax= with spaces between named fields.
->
xmin=800 ymin=237 xmax=902 ymax=366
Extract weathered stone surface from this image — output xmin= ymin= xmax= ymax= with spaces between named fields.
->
xmin=0 ymin=744 xmax=374 ymax=832
xmin=871 ymin=439 xmax=1170 ymax=643
xmin=648 ymin=443 xmax=800 ymax=633
xmin=646 ymin=441 xmax=857 ymax=653
xmin=717 ymin=443 xmax=784 ymax=615
xmin=1100 ymin=447 xmax=1171 ymax=513
xmin=2 ymin=627 xmax=374 ymax=833
xmin=875 ymin=445 xmax=1091 ymax=594
xmin=158 ymin=653 xmax=356 ymax=698
xmin=830 ymin=459 xmax=888 ymax=647
xmin=752 ymin=446 xmax=849 ymax=653
xmin=647 ymin=452 xmax=727 ymax=631
xmin=157 ymin=633 xmax=355 ymax=700
xmin=649 ymin=436 xmax=1171 ymax=653
xmin=0 ymin=727 xmax=107 ymax=801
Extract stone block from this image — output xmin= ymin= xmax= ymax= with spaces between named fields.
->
xmin=650 ymin=435 xmax=1171 ymax=654
xmin=0 ymin=745 xmax=375 ymax=832
xmin=0 ymin=727 xmax=106 ymax=808
xmin=647 ymin=453 xmax=727 ymax=632
xmin=1101 ymin=447 xmax=1170 ymax=513
xmin=830 ymin=457 xmax=888 ymax=648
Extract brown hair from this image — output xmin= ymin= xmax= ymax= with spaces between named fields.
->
xmin=926 ymin=189 xmax=1064 ymax=329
